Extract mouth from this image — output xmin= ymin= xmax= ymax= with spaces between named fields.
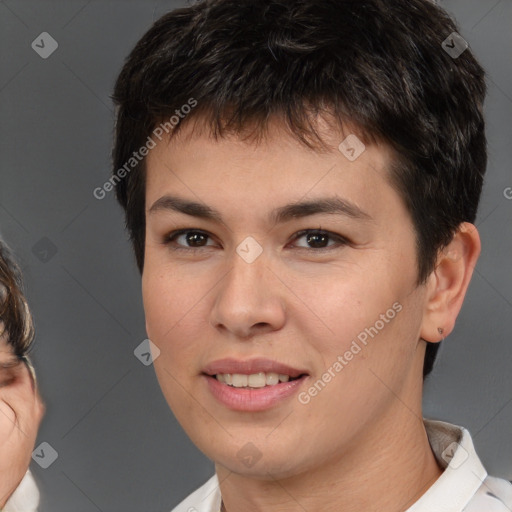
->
xmin=202 ymin=357 xmax=309 ymax=386
xmin=208 ymin=372 xmax=308 ymax=388
xmin=201 ymin=358 xmax=309 ymax=411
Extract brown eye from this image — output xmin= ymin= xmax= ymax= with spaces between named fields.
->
xmin=164 ymin=229 xmax=217 ymax=251
xmin=183 ymin=231 xmax=209 ymax=247
xmin=305 ymin=232 xmax=329 ymax=248
xmin=291 ymin=229 xmax=349 ymax=251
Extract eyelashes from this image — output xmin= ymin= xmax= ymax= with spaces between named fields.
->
xmin=162 ymin=228 xmax=350 ymax=253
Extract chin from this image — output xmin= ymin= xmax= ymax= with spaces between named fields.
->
xmin=208 ymin=441 xmax=314 ymax=480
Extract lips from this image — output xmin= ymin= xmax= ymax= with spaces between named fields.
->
xmin=202 ymin=357 xmax=308 ymax=379
xmin=201 ymin=357 xmax=310 ymax=410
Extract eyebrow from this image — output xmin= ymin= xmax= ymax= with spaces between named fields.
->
xmin=148 ymin=194 xmax=372 ymax=225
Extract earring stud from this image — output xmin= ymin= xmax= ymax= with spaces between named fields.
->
xmin=438 ymin=327 xmax=444 ymax=336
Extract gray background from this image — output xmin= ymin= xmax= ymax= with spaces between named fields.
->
xmin=0 ymin=0 xmax=511 ymax=510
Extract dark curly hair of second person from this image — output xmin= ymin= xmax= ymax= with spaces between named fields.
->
xmin=0 ymin=241 xmax=35 ymax=362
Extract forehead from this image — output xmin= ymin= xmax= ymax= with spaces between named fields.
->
xmin=146 ymin=114 xmax=394 ymax=181
xmin=157 ymin=112 xmax=377 ymax=154
xmin=144 ymin=116 xmax=399 ymax=218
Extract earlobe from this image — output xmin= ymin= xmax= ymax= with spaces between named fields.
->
xmin=420 ymin=223 xmax=481 ymax=343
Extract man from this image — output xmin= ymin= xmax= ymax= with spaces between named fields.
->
xmin=111 ymin=0 xmax=512 ymax=510
xmin=0 ymin=239 xmax=44 ymax=512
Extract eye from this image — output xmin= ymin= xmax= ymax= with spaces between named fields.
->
xmin=290 ymin=229 xmax=349 ymax=251
xmin=163 ymin=228 xmax=349 ymax=253
xmin=164 ymin=229 xmax=217 ymax=251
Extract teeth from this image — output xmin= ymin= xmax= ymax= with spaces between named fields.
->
xmin=215 ymin=372 xmax=295 ymax=388
xmin=248 ymin=373 xmax=266 ymax=388
xmin=265 ymin=373 xmax=279 ymax=386
xmin=231 ymin=374 xmax=248 ymax=387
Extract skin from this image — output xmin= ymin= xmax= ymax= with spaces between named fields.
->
xmin=0 ymin=333 xmax=44 ymax=508
xmin=142 ymin=116 xmax=480 ymax=512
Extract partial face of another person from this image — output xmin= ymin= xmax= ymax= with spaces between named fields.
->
xmin=142 ymin=118 xmax=432 ymax=478
xmin=0 ymin=332 xmax=43 ymax=507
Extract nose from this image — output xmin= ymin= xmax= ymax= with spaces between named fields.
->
xmin=209 ymin=249 xmax=286 ymax=339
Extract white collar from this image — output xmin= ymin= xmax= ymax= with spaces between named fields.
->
xmin=171 ymin=419 xmax=489 ymax=512
xmin=3 ymin=470 xmax=40 ymax=512
xmin=407 ymin=419 xmax=487 ymax=511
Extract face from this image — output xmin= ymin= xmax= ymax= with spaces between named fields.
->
xmin=142 ymin=118 xmax=429 ymax=478
xmin=0 ymin=334 xmax=21 ymax=389
xmin=0 ymin=329 xmax=43 ymax=509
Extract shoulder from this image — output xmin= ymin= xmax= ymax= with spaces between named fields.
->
xmin=170 ymin=474 xmax=221 ymax=512
xmin=463 ymin=476 xmax=512 ymax=512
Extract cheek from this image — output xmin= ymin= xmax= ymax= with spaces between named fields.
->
xmin=301 ymin=257 xmax=420 ymax=376
xmin=296 ymin=265 xmax=394 ymax=344
xmin=142 ymin=271 xmax=168 ymax=341
xmin=143 ymin=264 xmax=191 ymax=336
xmin=142 ymin=271 xmax=201 ymax=413
xmin=0 ymin=399 xmax=16 ymax=439
xmin=142 ymin=268 xmax=207 ymax=369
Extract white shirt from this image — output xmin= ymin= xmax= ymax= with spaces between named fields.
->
xmin=3 ymin=470 xmax=40 ymax=512
xmin=170 ymin=420 xmax=512 ymax=512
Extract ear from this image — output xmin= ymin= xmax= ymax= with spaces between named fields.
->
xmin=420 ymin=222 xmax=481 ymax=343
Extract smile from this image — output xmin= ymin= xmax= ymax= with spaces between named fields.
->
xmin=215 ymin=372 xmax=301 ymax=388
